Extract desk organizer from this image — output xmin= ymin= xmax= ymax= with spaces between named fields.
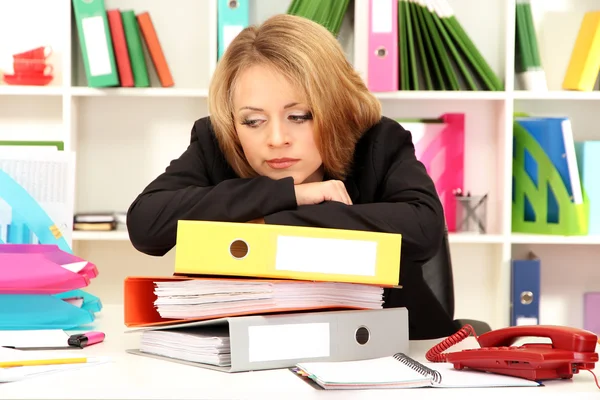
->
xmin=512 ymin=117 xmax=589 ymax=236
xmin=397 ymin=113 xmax=465 ymax=232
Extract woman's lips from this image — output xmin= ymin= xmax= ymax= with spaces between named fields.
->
xmin=266 ymin=158 xmax=299 ymax=169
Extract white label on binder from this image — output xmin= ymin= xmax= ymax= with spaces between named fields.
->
xmin=371 ymin=0 xmax=392 ymax=33
xmin=81 ymin=16 xmax=112 ymax=76
xmin=248 ymin=323 xmax=330 ymax=362
xmin=223 ymin=25 xmax=244 ymax=52
xmin=275 ymin=236 xmax=378 ymax=276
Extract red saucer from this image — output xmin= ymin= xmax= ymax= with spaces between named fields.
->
xmin=3 ymin=73 xmax=54 ymax=86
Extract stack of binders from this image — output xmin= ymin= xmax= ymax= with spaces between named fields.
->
xmin=124 ymin=220 xmax=409 ymax=372
xmin=0 ymin=244 xmax=101 ymax=330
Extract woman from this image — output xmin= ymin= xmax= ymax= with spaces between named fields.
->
xmin=127 ymin=14 xmax=451 ymax=340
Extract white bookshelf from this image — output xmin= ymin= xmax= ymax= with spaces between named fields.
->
xmin=1 ymin=0 xmax=599 ymax=333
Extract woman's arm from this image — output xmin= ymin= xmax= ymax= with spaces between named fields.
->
xmin=264 ymin=120 xmax=445 ymax=264
xmin=126 ymin=118 xmax=297 ymax=256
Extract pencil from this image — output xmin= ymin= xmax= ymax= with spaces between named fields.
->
xmin=0 ymin=357 xmax=89 ymax=368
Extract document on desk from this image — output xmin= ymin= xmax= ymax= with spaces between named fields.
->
xmin=0 ymin=329 xmax=71 ymax=350
xmin=0 ymin=347 xmax=111 ymax=383
xmin=295 ymin=355 xmax=542 ymax=389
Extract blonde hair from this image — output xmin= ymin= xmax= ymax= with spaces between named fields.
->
xmin=208 ymin=14 xmax=382 ymax=180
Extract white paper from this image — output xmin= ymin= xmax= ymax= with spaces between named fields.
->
xmin=275 ymin=236 xmax=378 ymax=277
xmin=82 ymin=16 xmax=113 ymax=77
xmin=248 ymin=323 xmax=330 ymax=362
xmin=371 ymin=0 xmax=393 ymax=33
xmin=0 ymin=330 xmax=70 ymax=349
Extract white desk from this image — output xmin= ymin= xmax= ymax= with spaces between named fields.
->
xmin=1 ymin=305 xmax=599 ymax=399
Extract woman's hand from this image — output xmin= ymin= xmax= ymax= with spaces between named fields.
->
xmin=294 ymin=180 xmax=353 ymax=206
xmin=247 ymin=217 xmax=265 ymax=224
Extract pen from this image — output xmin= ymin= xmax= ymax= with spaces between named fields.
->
xmin=68 ymin=331 xmax=105 ymax=348
xmin=0 ymin=357 xmax=89 ymax=368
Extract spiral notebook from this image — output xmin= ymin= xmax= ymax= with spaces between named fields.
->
xmin=295 ymin=353 xmax=541 ymax=389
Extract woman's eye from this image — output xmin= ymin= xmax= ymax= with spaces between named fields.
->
xmin=289 ymin=113 xmax=313 ymax=123
xmin=241 ymin=118 xmax=261 ymax=128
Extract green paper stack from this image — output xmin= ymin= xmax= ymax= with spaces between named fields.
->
xmin=398 ymin=0 xmax=503 ymax=91
xmin=287 ymin=0 xmax=350 ymax=37
xmin=515 ymin=0 xmax=547 ymax=90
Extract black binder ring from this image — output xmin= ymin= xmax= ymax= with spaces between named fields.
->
xmin=393 ymin=352 xmax=443 ymax=384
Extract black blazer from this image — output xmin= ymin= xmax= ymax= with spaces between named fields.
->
xmin=127 ymin=115 xmax=456 ymax=339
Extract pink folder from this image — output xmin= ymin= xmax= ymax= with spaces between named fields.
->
xmin=0 ymin=244 xmax=98 ymax=294
xmin=367 ymin=0 xmax=398 ymax=92
xmin=412 ymin=113 xmax=465 ymax=232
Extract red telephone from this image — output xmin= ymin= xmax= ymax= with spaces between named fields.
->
xmin=426 ymin=324 xmax=599 ymax=383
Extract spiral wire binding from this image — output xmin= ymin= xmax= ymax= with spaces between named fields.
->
xmin=393 ymin=353 xmax=443 ymax=384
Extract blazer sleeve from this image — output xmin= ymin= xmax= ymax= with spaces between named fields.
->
xmin=264 ymin=122 xmax=445 ymax=264
xmin=126 ymin=119 xmax=298 ymax=256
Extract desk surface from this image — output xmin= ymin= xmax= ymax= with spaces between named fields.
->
xmin=1 ymin=305 xmax=599 ymax=399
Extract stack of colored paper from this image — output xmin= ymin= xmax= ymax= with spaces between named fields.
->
xmin=0 ymin=244 xmax=101 ymax=330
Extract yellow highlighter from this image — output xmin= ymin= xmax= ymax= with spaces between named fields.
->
xmin=0 ymin=357 xmax=89 ymax=368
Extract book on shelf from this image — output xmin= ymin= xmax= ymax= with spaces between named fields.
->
xmin=71 ymin=0 xmax=173 ymax=88
xmin=562 ymin=11 xmax=600 ymax=92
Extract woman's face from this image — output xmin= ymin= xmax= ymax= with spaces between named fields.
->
xmin=232 ymin=64 xmax=323 ymax=185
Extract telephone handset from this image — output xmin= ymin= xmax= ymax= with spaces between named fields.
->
xmin=426 ymin=324 xmax=599 ymax=384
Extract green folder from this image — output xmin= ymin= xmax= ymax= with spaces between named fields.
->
xmin=72 ymin=0 xmax=119 ymax=87
xmin=121 ymin=10 xmax=150 ymax=88
xmin=0 ymin=141 xmax=64 ymax=150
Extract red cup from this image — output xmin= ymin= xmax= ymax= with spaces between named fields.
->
xmin=13 ymin=45 xmax=53 ymax=60
xmin=13 ymin=59 xmax=53 ymax=75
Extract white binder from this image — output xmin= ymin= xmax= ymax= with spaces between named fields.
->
xmin=127 ymin=308 xmax=409 ymax=373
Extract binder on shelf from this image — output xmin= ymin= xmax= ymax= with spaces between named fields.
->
xmin=510 ymin=252 xmax=540 ymax=326
xmin=173 ymin=220 xmax=402 ymax=287
xmin=123 ymin=275 xmax=385 ymax=327
xmin=71 ymin=0 xmax=119 ymax=87
xmin=126 ymin=307 xmax=409 ymax=373
xmin=137 ymin=12 xmax=174 ymax=87
xmin=106 ymin=9 xmax=134 ymax=87
xmin=121 ymin=10 xmax=150 ymax=87
xmin=583 ymin=292 xmax=600 ymax=335
xmin=575 ymin=141 xmax=600 ymax=235
xmin=366 ymin=0 xmax=398 ymax=92
xmin=562 ymin=11 xmax=600 ymax=92
xmin=396 ymin=113 xmax=465 ymax=232
xmin=217 ymin=0 xmax=249 ymax=60
xmin=512 ymin=117 xmax=589 ymax=236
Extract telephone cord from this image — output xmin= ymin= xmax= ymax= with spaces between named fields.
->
xmin=586 ymin=369 xmax=600 ymax=390
xmin=425 ymin=324 xmax=478 ymax=363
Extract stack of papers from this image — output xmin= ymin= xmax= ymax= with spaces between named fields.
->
xmin=140 ymin=328 xmax=231 ymax=367
xmin=152 ymin=279 xmax=384 ymax=319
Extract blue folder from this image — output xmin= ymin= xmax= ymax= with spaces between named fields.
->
xmin=510 ymin=254 xmax=541 ymax=326
xmin=217 ymin=0 xmax=249 ymax=59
